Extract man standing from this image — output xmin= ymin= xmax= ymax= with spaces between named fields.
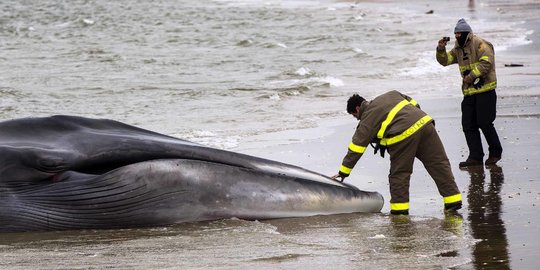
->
xmin=331 ymin=90 xmax=462 ymax=215
xmin=436 ymin=18 xmax=503 ymax=167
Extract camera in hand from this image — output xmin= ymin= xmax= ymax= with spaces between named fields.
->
xmin=443 ymin=37 xmax=450 ymax=42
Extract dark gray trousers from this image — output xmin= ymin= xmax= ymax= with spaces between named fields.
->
xmin=387 ymin=123 xmax=460 ymax=204
xmin=461 ymin=90 xmax=503 ymax=160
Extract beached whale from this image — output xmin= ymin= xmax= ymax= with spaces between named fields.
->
xmin=0 ymin=115 xmax=383 ymax=232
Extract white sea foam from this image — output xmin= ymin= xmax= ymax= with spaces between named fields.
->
xmin=397 ymin=51 xmax=450 ymax=77
xmin=295 ymin=67 xmax=311 ymax=76
xmin=352 ymin=47 xmax=364 ymax=54
xmin=322 ymin=76 xmax=344 ymax=87
xmin=82 ymin=18 xmax=95 ymax=25
xmin=181 ymin=130 xmax=241 ymax=149
xmin=266 ymin=75 xmax=344 ymax=90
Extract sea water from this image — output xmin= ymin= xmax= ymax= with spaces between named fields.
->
xmin=0 ymin=0 xmax=535 ymax=149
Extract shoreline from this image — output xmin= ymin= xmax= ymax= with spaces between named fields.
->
xmin=235 ymin=2 xmax=540 ymax=267
xmin=236 ymin=93 xmax=540 ymax=269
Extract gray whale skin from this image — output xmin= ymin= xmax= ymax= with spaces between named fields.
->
xmin=0 ymin=115 xmax=383 ymax=232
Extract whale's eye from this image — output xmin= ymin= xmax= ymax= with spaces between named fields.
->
xmin=37 ymin=157 xmax=66 ymax=172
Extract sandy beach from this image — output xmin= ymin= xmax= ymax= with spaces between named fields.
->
xmin=237 ymin=91 xmax=540 ymax=268
xmin=235 ymin=3 xmax=540 ymax=268
xmin=236 ymin=16 xmax=540 ymax=269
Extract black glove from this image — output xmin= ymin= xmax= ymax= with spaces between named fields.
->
xmin=373 ymin=142 xmax=386 ymax=158
xmin=473 ymin=77 xmax=484 ymax=89
xmin=337 ymin=171 xmax=349 ymax=182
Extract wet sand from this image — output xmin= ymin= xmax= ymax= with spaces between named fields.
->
xmin=3 ymin=96 xmax=537 ymax=270
xmin=1 ymin=98 xmax=536 ymax=269
xmin=237 ymin=4 xmax=540 ymax=267
xmin=238 ymin=92 xmax=540 ymax=269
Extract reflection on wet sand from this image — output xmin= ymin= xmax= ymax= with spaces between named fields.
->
xmin=389 ymin=215 xmax=417 ymax=253
xmin=469 ymin=0 xmax=475 ymax=10
xmin=464 ymin=165 xmax=510 ymax=269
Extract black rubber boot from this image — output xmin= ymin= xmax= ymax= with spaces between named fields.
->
xmin=444 ymin=201 xmax=462 ymax=212
xmin=459 ymin=158 xmax=482 ymax=168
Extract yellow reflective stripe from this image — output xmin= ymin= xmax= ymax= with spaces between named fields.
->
xmin=463 ymin=81 xmax=497 ymax=96
xmin=459 ymin=63 xmax=476 ymax=73
xmin=377 ymin=99 xmax=410 ymax=139
xmin=446 ymin=52 xmax=454 ymax=65
xmin=380 ymin=115 xmax=432 ymax=146
xmin=339 ymin=165 xmax=352 ymax=174
xmin=471 ymin=63 xmax=481 ymax=77
xmin=390 ymin=202 xmax=409 ymax=211
xmin=348 ymin=142 xmax=366 ymax=154
xmin=460 ymin=60 xmax=488 ymax=76
xmin=444 ymin=193 xmax=462 ymax=204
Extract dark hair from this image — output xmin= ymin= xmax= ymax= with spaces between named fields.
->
xmin=347 ymin=94 xmax=365 ymax=114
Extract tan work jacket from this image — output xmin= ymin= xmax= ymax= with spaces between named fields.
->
xmin=436 ymin=33 xmax=497 ymax=96
xmin=339 ymin=90 xmax=433 ymax=176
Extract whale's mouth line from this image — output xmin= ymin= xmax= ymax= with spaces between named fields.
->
xmin=51 ymin=157 xmax=340 ymax=190
xmin=72 ymin=157 xmax=166 ymax=175
xmin=48 ymin=157 xmax=251 ymax=183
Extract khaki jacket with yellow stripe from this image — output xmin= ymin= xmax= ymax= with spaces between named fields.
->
xmin=436 ymin=33 xmax=497 ymax=96
xmin=339 ymin=90 xmax=433 ymax=176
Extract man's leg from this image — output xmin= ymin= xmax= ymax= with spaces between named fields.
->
xmin=387 ymin=133 xmax=420 ymax=215
xmin=476 ymin=90 xmax=503 ymax=163
xmin=416 ymin=124 xmax=462 ymax=211
xmin=461 ymin=95 xmax=484 ymax=165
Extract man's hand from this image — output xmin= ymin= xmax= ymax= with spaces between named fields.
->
xmin=437 ymin=37 xmax=448 ymax=50
xmin=463 ymin=75 xmax=474 ymax=84
xmin=331 ymin=173 xmax=346 ymax=182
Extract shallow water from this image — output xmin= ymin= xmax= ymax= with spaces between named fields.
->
xmin=0 ymin=214 xmax=475 ymax=269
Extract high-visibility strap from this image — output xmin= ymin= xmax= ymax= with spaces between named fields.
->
xmin=377 ymin=99 xmax=413 ymax=139
xmin=459 ymin=64 xmax=471 ymax=73
xmin=339 ymin=165 xmax=352 ymax=175
xmin=471 ymin=63 xmax=481 ymax=77
xmin=459 ymin=59 xmax=490 ymax=76
xmin=390 ymin=202 xmax=410 ymax=211
xmin=446 ymin=52 xmax=454 ymax=65
xmin=348 ymin=142 xmax=366 ymax=154
xmin=339 ymin=139 xmax=368 ymax=176
xmin=463 ymin=81 xmax=497 ymax=96
xmin=380 ymin=115 xmax=432 ymax=146
xmin=438 ymin=51 xmax=454 ymax=65
xmin=443 ymin=193 xmax=462 ymax=204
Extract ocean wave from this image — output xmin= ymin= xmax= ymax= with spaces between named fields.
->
xmin=266 ymin=76 xmax=344 ymax=91
xmin=1 ymin=0 xmax=537 ymax=142
xmin=397 ymin=51 xmax=450 ymax=77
